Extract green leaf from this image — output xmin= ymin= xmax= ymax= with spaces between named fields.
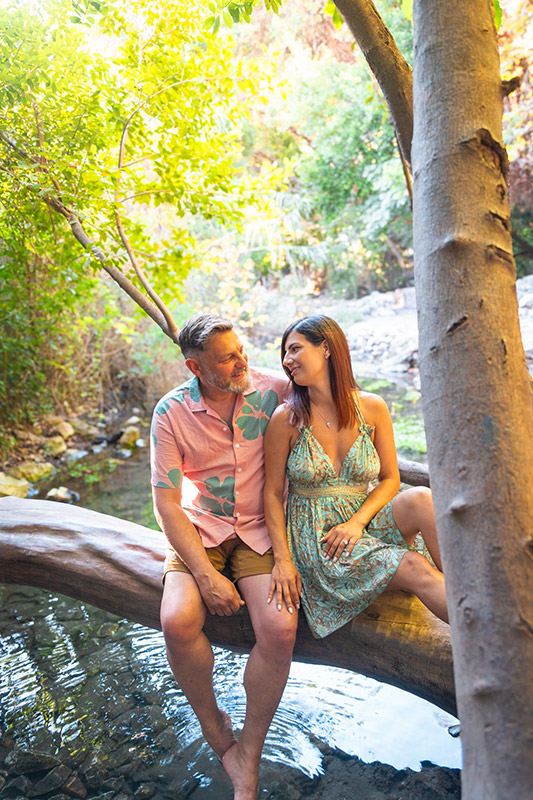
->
xmin=493 ymin=0 xmax=502 ymax=30
xmin=400 ymin=0 xmax=413 ymax=21
xmin=324 ymin=1 xmax=343 ymax=29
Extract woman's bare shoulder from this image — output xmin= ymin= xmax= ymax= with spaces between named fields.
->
xmin=357 ymin=391 xmax=390 ymax=425
xmin=269 ymin=401 xmax=297 ymax=431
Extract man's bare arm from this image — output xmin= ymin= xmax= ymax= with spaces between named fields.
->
xmin=153 ymin=485 xmax=244 ymax=616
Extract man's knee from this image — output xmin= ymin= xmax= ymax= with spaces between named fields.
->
xmin=160 ymin=576 xmax=206 ymax=647
xmin=161 ymin=603 xmax=204 ymax=646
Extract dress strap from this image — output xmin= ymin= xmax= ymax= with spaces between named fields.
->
xmin=289 ymin=483 xmax=369 ymax=498
xmin=353 ymin=392 xmax=366 ymax=427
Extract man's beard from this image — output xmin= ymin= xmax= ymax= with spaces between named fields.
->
xmin=204 ymin=366 xmax=252 ymax=394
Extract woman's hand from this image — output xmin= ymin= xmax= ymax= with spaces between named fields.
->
xmin=321 ymin=519 xmax=366 ymax=562
xmin=268 ymin=558 xmax=302 ymax=614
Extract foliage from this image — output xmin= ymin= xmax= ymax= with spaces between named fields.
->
xmin=500 ymin=0 xmax=533 ymax=276
xmin=0 ymin=0 xmax=264 ymax=451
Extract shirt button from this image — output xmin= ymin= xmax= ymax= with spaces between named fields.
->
xmin=237 ymin=468 xmax=242 ymax=473
xmin=235 ymin=443 xmax=240 ymax=448
xmin=236 ymin=512 xmax=240 ymax=517
xmin=223 ymin=426 xmax=228 ymax=431
xmin=236 ymin=490 xmax=239 ymax=495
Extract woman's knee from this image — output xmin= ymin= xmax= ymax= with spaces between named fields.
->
xmin=394 ymin=486 xmax=433 ymax=528
xmin=255 ymin=610 xmax=298 ymax=655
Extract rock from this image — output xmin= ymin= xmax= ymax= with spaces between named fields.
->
xmin=119 ymin=426 xmax=141 ymax=448
xmin=13 ymin=428 xmax=46 ymax=444
xmin=134 ymin=782 xmax=156 ymax=799
xmin=108 ymin=706 xmax=169 ymax=744
xmin=69 ymin=418 xmax=100 ymax=438
xmin=46 ymin=486 xmax=81 ymax=503
xmin=0 ymin=472 xmax=29 ymax=498
xmin=3 ymin=773 xmax=33 ymax=795
xmin=54 ymin=420 xmax=75 ymax=439
xmin=115 ymin=448 xmax=132 ymax=459
xmin=44 ymin=435 xmax=68 ymax=457
xmin=10 ymin=461 xmax=54 ymax=482
xmin=124 ymin=415 xmax=141 ymax=425
xmin=62 ymin=773 xmax=87 ymax=798
xmin=4 ymin=746 xmax=61 ymax=774
xmin=27 ymin=764 xmax=73 ymax=797
xmin=65 ymin=448 xmax=89 ymax=462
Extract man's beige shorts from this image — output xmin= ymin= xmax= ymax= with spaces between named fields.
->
xmin=163 ymin=537 xmax=275 ymax=582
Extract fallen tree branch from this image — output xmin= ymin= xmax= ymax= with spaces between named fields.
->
xmin=0 ymin=496 xmax=454 ymax=715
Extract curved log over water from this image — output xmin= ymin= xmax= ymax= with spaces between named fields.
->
xmin=0 ymin=496 xmax=454 ymax=715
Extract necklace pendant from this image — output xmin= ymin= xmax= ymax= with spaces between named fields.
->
xmin=326 ymin=421 xmax=331 ymax=428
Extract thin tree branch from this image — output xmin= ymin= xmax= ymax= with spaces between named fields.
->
xmin=333 ymin=0 xmax=414 ymax=164
xmin=0 ymin=120 xmax=180 ymax=345
xmin=47 ymin=195 xmax=179 ymax=343
xmin=113 ymin=78 xmax=205 ymax=342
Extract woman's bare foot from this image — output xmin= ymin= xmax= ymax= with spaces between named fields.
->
xmin=201 ymin=709 xmax=237 ymax=759
xmin=222 ymin=742 xmax=259 ymax=800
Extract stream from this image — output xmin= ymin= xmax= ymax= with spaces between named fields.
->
xmin=0 ymin=375 xmax=462 ymax=798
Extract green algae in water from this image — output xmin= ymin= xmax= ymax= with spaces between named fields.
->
xmin=392 ymin=414 xmax=427 ymax=456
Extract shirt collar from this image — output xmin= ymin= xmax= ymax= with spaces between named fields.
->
xmin=188 ymin=371 xmax=258 ymax=413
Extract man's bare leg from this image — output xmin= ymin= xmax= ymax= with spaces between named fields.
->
xmin=223 ymin=573 xmax=298 ymax=800
xmin=160 ymin=572 xmax=237 ymax=758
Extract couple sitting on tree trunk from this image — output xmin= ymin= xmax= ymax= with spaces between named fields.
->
xmin=150 ymin=312 xmax=448 ymax=800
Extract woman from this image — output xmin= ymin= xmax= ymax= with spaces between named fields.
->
xmin=264 ymin=315 xmax=448 ymax=638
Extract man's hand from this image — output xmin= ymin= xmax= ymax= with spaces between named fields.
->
xmin=197 ymin=570 xmax=245 ymax=616
xmin=268 ymin=558 xmax=302 ymax=614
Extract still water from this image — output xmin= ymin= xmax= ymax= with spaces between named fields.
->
xmin=0 ymin=378 xmax=461 ymax=795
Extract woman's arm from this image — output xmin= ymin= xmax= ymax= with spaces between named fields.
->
xmin=263 ymin=404 xmax=302 ymax=613
xmin=322 ymin=392 xmax=401 ymax=561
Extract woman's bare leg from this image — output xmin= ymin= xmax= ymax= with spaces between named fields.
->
xmin=387 ymin=551 xmax=448 ymax=622
xmin=392 ymin=486 xmax=443 ymax=570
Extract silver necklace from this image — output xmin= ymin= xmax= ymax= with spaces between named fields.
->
xmin=313 ymin=404 xmax=335 ymax=428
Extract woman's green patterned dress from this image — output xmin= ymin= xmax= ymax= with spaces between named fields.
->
xmin=286 ymin=415 xmax=429 ymax=639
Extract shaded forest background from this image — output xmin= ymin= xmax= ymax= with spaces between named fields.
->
xmin=1 ymin=0 xmax=531 ymax=458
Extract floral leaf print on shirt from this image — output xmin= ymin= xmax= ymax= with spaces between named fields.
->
xmin=237 ymin=389 xmax=279 ymax=440
xmin=199 ymin=476 xmax=235 ymax=517
xmin=155 ymin=467 xmax=181 ymax=489
xmin=155 ymin=378 xmax=200 ymax=415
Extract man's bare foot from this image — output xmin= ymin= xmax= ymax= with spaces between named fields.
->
xmin=222 ymin=741 xmax=259 ymax=800
xmin=201 ymin=709 xmax=237 ymax=759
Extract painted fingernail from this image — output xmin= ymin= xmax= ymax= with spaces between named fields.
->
xmin=288 ymin=607 xmax=293 ymax=614
xmin=267 ymin=597 xmax=272 ymax=604
xmin=277 ymin=603 xmax=282 ymax=611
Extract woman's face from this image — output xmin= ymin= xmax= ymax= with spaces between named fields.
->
xmin=282 ymin=331 xmax=329 ymax=386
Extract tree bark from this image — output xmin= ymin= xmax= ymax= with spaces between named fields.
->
xmin=412 ymin=2 xmax=533 ymax=797
xmin=0 ymin=496 xmax=455 ymax=715
xmin=333 ymin=0 xmax=413 ymax=164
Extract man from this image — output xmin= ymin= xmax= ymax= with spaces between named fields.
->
xmin=150 ymin=313 xmax=298 ymax=800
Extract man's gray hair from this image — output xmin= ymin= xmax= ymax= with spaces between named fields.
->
xmin=178 ymin=313 xmax=233 ymax=358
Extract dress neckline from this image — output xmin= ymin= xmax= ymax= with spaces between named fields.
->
xmin=303 ymin=424 xmax=370 ymax=480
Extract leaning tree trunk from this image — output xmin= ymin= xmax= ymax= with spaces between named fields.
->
xmin=0 ymin=497 xmax=455 ymax=714
xmin=412 ymin=2 xmax=533 ymax=798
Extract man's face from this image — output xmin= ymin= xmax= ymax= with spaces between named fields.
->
xmin=193 ymin=330 xmax=251 ymax=394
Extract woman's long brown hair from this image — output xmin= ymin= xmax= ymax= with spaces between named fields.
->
xmin=281 ymin=315 xmax=361 ymax=429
